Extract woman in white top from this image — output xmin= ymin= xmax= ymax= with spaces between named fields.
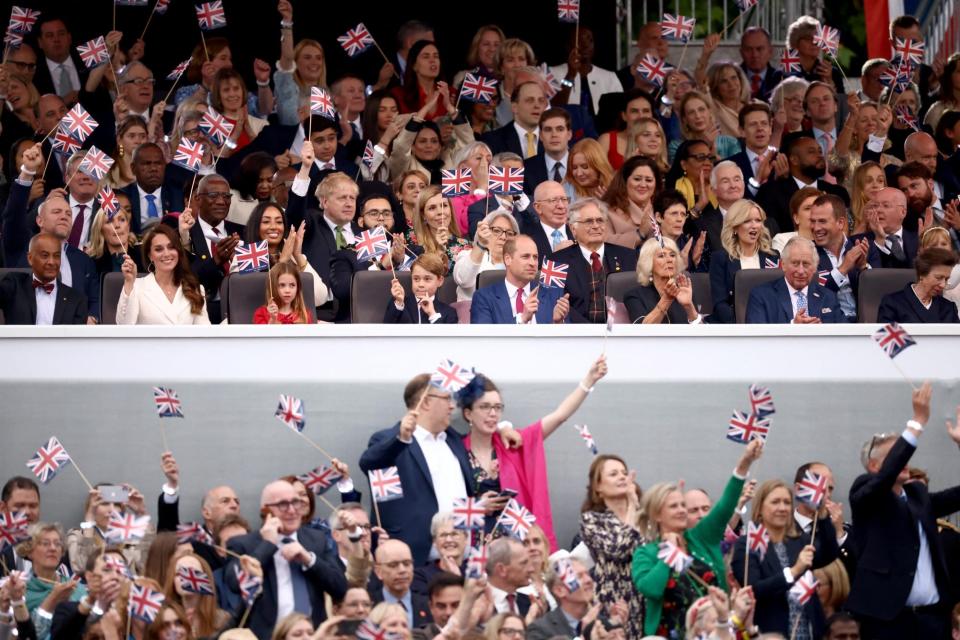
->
xmin=453 ymin=210 xmax=517 ymax=300
xmin=117 ymin=222 xmax=210 ymax=324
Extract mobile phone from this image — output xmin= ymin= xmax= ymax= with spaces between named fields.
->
xmin=499 ymin=488 xmax=518 ymax=499
xmin=336 ymin=620 xmax=361 ymax=636
xmin=99 ymin=485 xmax=129 ymax=504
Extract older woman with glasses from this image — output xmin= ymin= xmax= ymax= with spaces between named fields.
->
xmin=412 ymin=513 xmax=468 ymax=594
xmin=20 ymin=524 xmax=87 ymax=640
xmin=483 ymin=613 xmax=526 ymax=640
xmin=453 ymin=210 xmax=518 ymax=300
xmin=771 ymin=77 xmax=810 ymax=136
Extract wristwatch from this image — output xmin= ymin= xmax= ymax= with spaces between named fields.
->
xmin=561 ymin=78 xmax=574 ymax=89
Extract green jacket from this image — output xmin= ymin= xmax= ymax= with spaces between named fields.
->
xmin=631 ymin=473 xmax=745 ymax=635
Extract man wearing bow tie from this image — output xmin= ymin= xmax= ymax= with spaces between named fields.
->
xmin=0 ymin=232 xmax=87 ymax=325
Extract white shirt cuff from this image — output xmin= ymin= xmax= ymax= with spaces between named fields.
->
xmin=337 ymin=478 xmax=355 ymax=493
xmin=688 ymin=314 xmax=703 ymax=325
xmin=428 ymin=312 xmax=442 ymax=323
xmin=866 ymin=134 xmax=886 ymax=153
xmin=782 ymin=567 xmax=795 ymax=584
xmin=830 ymin=267 xmax=849 ymax=287
xmin=394 ymin=301 xmax=405 ymax=311
xmin=291 ymin=176 xmax=310 ymax=197
xmin=902 ymin=428 xmax=919 ymax=447
xmin=161 ymin=484 xmax=179 ymax=504
xmin=732 ymin=468 xmax=748 ymax=480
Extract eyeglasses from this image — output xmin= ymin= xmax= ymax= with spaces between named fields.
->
xmin=37 ymin=539 xmax=63 ymax=549
xmin=378 ymin=560 xmax=413 ymax=569
xmin=866 ymin=432 xmax=894 ymax=463
xmin=537 ymin=196 xmax=570 ymax=206
xmin=338 ymin=524 xmax=371 ymax=532
xmin=688 ymin=153 xmax=717 ymax=162
xmin=426 ymin=393 xmax=454 ymax=403
xmin=576 ymin=217 xmax=605 ymax=227
xmin=437 ymin=531 xmax=463 ymax=539
xmin=474 ymin=402 xmax=505 ymax=413
xmin=489 ymin=228 xmax=517 ymax=238
xmin=499 ymin=629 xmax=524 ymax=638
xmin=363 ymin=209 xmax=393 ymax=219
xmin=182 ymin=128 xmax=202 ymax=139
xmin=8 ymin=61 xmax=37 ymax=72
xmin=200 ymin=192 xmax=233 ymax=201
xmin=265 ymin=500 xmax=302 ymax=512
xmin=124 ymin=77 xmax=156 ymax=86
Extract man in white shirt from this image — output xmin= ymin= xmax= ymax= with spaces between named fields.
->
xmin=60 ymin=153 xmax=98 ymax=249
xmin=550 ymin=28 xmax=624 ymax=116
xmin=809 ymin=194 xmax=869 ymax=320
xmin=525 ymin=181 xmax=573 ymax=258
xmin=861 ymin=187 xmax=917 ymax=269
xmin=804 ymin=82 xmax=839 ymax=160
xmin=487 ymin=538 xmax=537 ymax=617
xmin=118 ymin=62 xmax=156 ymax=121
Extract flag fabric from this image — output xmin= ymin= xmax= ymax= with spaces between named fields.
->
xmin=430 ymin=359 xmax=475 ymax=392
xmin=128 ymin=583 xmax=165 ymax=623
xmin=895 ymin=105 xmax=920 ymax=131
xmin=488 ymin=165 xmax=525 ymax=195
xmin=368 ymin=467 xmax=404 ymax=503
xmin=356 ymin=619 xmax=402 ymax=640
xmin=498 ymin=499 xmax=536 ymax=541
xmin=26 ymin=437 xmax=72 ymax=484
xmin=275 ymin=394 xmax=305 ymax=432
xmin=657 ymin=540 xmax=693 ymax=573
xmin=176 ymin=566 xmax=214 ymax=595
xmin=605 ymin=295 xmax=618 ymax=331
xmin=460 ymin=72 xmax=499 ymax=103
xmin=176 ymin=522 xmax=213 ymax=546
xmin=77 ymin=36 xmax=110 ymax=68
xmin=539 ymin=63 xmax=561 ymax=98
xmin=195 ymin=1 xmax=226 ymax=30
xmin=813 ymin=24 xmax=841 ymax=57
xmin=153 ymin=387 xmax=183 ymax=418
xmin=0 ymin=511 xmax=30 ymax=551
xmin=465 ymin=545 xmax=487 ymax=579
xmin=765 ymin=257 xmax=780 ymax=269
xmin=660 ymin=14 xmax=695 ymax=43
xmin=3 ymin=29 xmax=24 ymax=47
xmin=649 ymin=213 xmax=663 ymax=246
xmin=746 ymin=521 xmax=770 ymax=559
xmin=98 ymin=187 xmax=121 ymax=221
xmin=103 ymin=555 xmax=133 ymax=578
xmin=880 ymin=64 xmax=913 ymax=92
xmin=795 ymin=470 xmax=828 ymax=508
xmin=726 ymin=410 xmax=770 ymax=444
xmin=234 ymin=240 xmax=270 ymax=273
xmin=78 ymin=146 xmax=114 ymax=181
xmin=789 ymin=570 xmax=819 ymax=605
xmin=736 ymin=0 xmax=759 ymax=10
xmin=55 ymin=563 xmax=73 ymax=581
xmin=155 ymin=0 xmax=171 ymax=14
xmin=817 ymin=270 xmax=830 ymax=286
xmin=199 ymin=108 xmax=234 ymax=146
xmin=574 ymin=424 xmax=598 ymax=454
xmin=636 ymin=54 xmax=672 ymax=86
xmin=298 ymin=465 xmax=343 ymax=496
xmin=748 ymin=384 xmax=775 ymax=416
xmin=440 ymin=168 xmax=472 ymax=196
xmin=60 ymin=104 xmax=98 ymax=142
xmin=51 ymin=130 xmax=83 ymax=157
xmin=8 ymin=7 xmax=40 ymax=33
xmin=354 ymin=227 xmax=391 ymax=262
xmin=451 ymin=497 xmax=486 ymax=530
xmin=872 ymin=322 xmax=916 ymax=358
xmin=557 ymin=0 xmax=580 ymax=22
xmin=172 ymin=139 xmax=204 ymax=172
xmin=106 ymin=511 xmax=151 ymax=543
xmin=780 ymin=49 xmax=803 ymax=75
xmin=893 ymin=37 xmax=925 ymax=66
xmin=337 ymin=23 xmax=376 ymax=57
xmin=553 ymin=557 xmax=581 ymax=592
xmin=362 ymin=140 xmax=377 ymax=169
xmin=539 ymin=260 xmax=568 ymax=289
xmin=234 ymin=565 xmax=263 ymax=605
xmin=167 ymin=59 xmax=191 ymax=81
xmin=309 ymin=86 xmax=336 ymax=119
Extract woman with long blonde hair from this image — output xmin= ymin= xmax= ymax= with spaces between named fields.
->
xmin=407 ymin=185 xmax=471 ymax=272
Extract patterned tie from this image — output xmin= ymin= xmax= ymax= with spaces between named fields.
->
xmin=145 ymin=194 xmax=159 ymax=219
xmin=506 ymin=593 xmax=517 ymax=614
xmin=515 ymin=288 xmax=524 ymax=314
xmin=57 ymin=64 xmax=72 ymax=97
xmin=281 ymin=537 xmax=311 ymax=615
xmin=525 ymin=132 xmax=536 ymax=159
xmin=551 ymin=228 xmax=564 ymax=251
xmin=796 ymin=290 xmax=808 ymax=314
xmin=67 ymin=204 xmax=86 ymax=248
xmin=335 ymin=225 xmax=346 ymax=249
xmin=590 ymin=251 xmax=602 ymax=273
xmin=888 ymin=235 xmax=906 ymax=262
xmin=750 ymin=72 xmax=762 ymax=98
xmin=552 ymin=162 xmax=563 ymax=182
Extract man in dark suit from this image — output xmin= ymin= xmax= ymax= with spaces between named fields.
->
xmin=896 ymin=162 xmax=959 ymax=245
xmin=793 ymin=461 xmax=858 ymax=580
xmin=470 ymin=234 xmax=571 ymax=324
xmin=810 ymin=194 xmax=870 ymax=321
xmin=851 ymin=187 xmax=918 ymax=269
xmin=521 ymin=181 xmax=574 ymax=260
xmin=527 ymin=558 xmax=596 ymax=640
xmin=755 ymin=132 xmax=850 ymax=234
xmin=121 ymin=144 xmax=185 ymax=234
xmin=723 ymin=103 xmax=780 ymax=200
xmin=226 ymin=480 xmax=347 ymax=640
xmin=523 ymin=108 xmax=573 ymax=198
xmin=697 ymin=161 xmax=750 ymax=253
xmin=0 ymin=233 xmax=87 ymax=325
xmin=847 ymin=384 xmax=960 ymax=639
xmin=32 ymin=16 xmax=86 ymax=103
xmin=868 ymin=133 xmax=960 ymax=206
xmin=370 ymin=540 xmax=432 ymax=629
xmin=552 ymin=198 xmax=638 ymax=323
xmin=487 ymin=538 xmax=534 ymax=617
xmin=480 ymin=81 xmax=546 ymax=158
xmin=746 ymin=236 xmax=846 ymax=323
xmin=0 ymin=476 xmax=42 ymax=575
xmin=294 ymin=117 xmax=361 ymax=210
xmin=412 ymin=573 xmax=464 ymax=640
xmin=739 ymin=27 xmax=783 ymax=102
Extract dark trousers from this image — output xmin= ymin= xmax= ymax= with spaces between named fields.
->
xmin=856 ymin=604 xmax=949 ymax=640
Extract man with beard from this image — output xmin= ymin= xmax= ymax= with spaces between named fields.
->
xmin=896 ymin=162 xmax=960 ymax=252
xmin=756 ymin=132 xmax=849 ymax=234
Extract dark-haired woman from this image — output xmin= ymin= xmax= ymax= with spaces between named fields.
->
xmin=227 ymin=152 xmax=278 ymax=226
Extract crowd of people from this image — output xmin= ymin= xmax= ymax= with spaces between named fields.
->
xmin=0 ymin=6 xmax=958 ymax=325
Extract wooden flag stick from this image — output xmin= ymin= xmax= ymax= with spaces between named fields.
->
xmin=788 ymin=614 xmax=801 ymax=640
xmin=112 ymin=0 xmax=117 ymax=33
xmin=199 ymin=30 xmax=210 ymax=62
xmin=317 ymin=494 xmax=337 ymax=512
xmin=742 ymin=541 xmax=750 ymax=588
xmin=826 ymin=52 xmax=849 ymax=82
xmin=809 ymin=512 xmax=819 ymax=545
xmin=371 ymin=38 xmax=401 ymax=80
xmin=71 ymin=458 xmax=95 ymax=492
xmin=889 ymin=359 xmax=918 ymax=391
xmin=40 ymin=151 xmax=54 ymax=182
xmin=291 ymin=429 xmax=335 ymax=462
xmin=676 ymin=40 xmax=691 ymax=72
xmin=125 ymin=606 xmax=132 ymax=640
xmin=721 ymin=4 xmax=755 ymax=39
xmin=161 ymin=73 xmax=185 ymax=107
xmin=684 ymin=567 xmax=713 ymax=591
xmin=238 ymin=604 xmax=252 ymax=629
xmin=139 ymin=0 xmax=161 ymax=41
xmin=210 ymin=543 xmax=243 ymax=560
xmin=372 ymin=495 xmax=383 ymax=529
xmin=158 ymin=422 xmax=169 ymax=453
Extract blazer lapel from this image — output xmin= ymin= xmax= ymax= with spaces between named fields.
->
xmin=774 ymin=279 xmax=793 ymax=321
xmin=904 ymin=284 xmax=931 ymax=321
xmin=190 ymin=224 xmax=211 ymax=259
xmin=23 ymin=276 xmax=38 ymax=323
xmin=494 ymin=282 xmax=512 ymax=323
xmin=602 ymin=246 xmax=624 ymax=276
xmin=406 ymin=438 xmax=435 ymax=495
xmin=808 ymin=286 xmax=824 ymax=318
xmin=52 ymin=286 xmax=69 ymax=324
xmin=147 ymin=276 xmax=182 ymax=324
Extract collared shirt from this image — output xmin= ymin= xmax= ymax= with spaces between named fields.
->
xmin=60 ymin=241 xmax=73 ymax=287
xmin=504 ymin=279 xmax=536 ymax=324
xmin=513 ymin=122 xmax=539 ymax=151
xmin=899 ymin=430 xmax=940 ymax=606
xmin=46 ymin=56 xmax=80 ymax=94
xmin=198 ymin=216 xmax=226 ymax=250
xmin=137 ymin=184 xmax=164 ymax=229
xmin=382 ymin=588 xmax=413 ymax=628
xmin=34 ymin=277 xmax=58 ymax=325
xmin=351 ymin=116 xmax=363 ymax=139
xmin=579 ymin=244 xmax=605 ymax=265
xmin=541 ymin=222 xmax=568 ymax=249
xmin=786 ymin=280 xmax=809 ymax=317
xmin=69 ymin=195 xmax=95 ymax=249
xmin=560 ymin=608 xmax=580 ymax=635
xmin=273 ymin=531 xmax=300 ymax=622
xmin=793 ymin=175 xmax=818 ymax=190
xmin=489 ymin=585 xmax=519 ymax=614
xmin=545 ymin=152 xmax=569 ymax=182
xmin=412 ymin=426 xmax=468 ymax=514
xmin=822 ymin=237 xmax=857 ymax=317
xmin=812 ymin=127 xmax=838 ymax=157
xmin=323 ymin=215 xmax=356 ymax=246
xmin=875 ymin=226 xmax=904 ymax=255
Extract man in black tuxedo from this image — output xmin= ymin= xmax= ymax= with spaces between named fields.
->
xmin=122 ymin=144 xmax=185 ymax=234
xmin=486 ymin=538 xmax=535 ymax=617
xmin=370 ymin=540 xmax=432 ymax=628
xmin=739 ymin=27 xmax=783 ymax=103
xmin=523 ymin=108 xmax=573 ymax=198
xmin=226 ymin=480 xmax=347 ymax=640
xmin=852 ymin=187 xmax=918 ymax=269
xmin=32 ymin=16 xmax=86 ymax=104
xmin=480 ymin=81 xmax=546 ymax=158
xmin=0 ymin=232 xmax=87 ymax=325
xmin=0 ymin=476 xmax=42 ymax=575
xmin=847 ymin=383 xmax=960 ymax=639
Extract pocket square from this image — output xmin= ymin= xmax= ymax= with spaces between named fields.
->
xmin=822 ymin=307 xmax=832 ymax=314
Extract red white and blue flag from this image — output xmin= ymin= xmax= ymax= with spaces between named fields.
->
xmin=636 ymin=54 xmax=672 ymax=86
xmin=104 ymin=555 xmax=133 ymax=578
xmin=657 ymin=540 xmax=693 ymax=573
xmin=173 ymin=139 xmax=204 ymax=172
xmin=234 ymin=240 xmax=270 ymax=273
xmin=362 ymin=140 xmax=377 ymax=169
xmin=880 ymin=64 xmax=913 ymax=92
xmin=3 ymin=29 xmax=23 ymax=47
xmin=452 ymin=497 xmax=486 ymax=530
xmin=780 ymin=49 xmax=803 ymax=75
xmin=51 ymin=130 xmax=82 ymax=157
xmin=369 ymin=467 xmax=404 ymax=503
xmin=176 ymin=522 xmax=213 ymax=546
xmin=441 ymin=168 xmax=473 ymax=196
xmin=553 ymin=557 xmax=581 ymax=591
xmin=310 ymin=86 xmax=336 ymax=119
xmin=606 ymin=295 xmax=618 ymax=332
xmin=337 ymin=23 xmax=375 ymax=58
xmin=557 ymin=0 xmax=580 ymax=23
xmin=872 ymin=322 xmax=916 ymax=358
xmin=813 ymin=24 xmax=841 ymax=58
xmin=356 ymin=619 xmax=402 ymax=640
xmin=60 ymin=104 xmax=98 ymax=142
xmin=747 ymin=521 xmax=769 ymax=559
xmin=460 ymin=73 xmax=498 ymax=103
xmin=199 ymin=108 xmax=234 ymax=146
xmin=735 ymin=0 xmax=759 ymax=10
xmin=498 ymin=499 xmax=536 ymax=541
xmin=726 ymin=410 xmax=770 ymax=444
xmin=539 ymin=259 xmax=568 ymax=288
xmin=77 ymin=36 xmax=110 ymax=68
xmin=789 ymin=570 xmax=818 ymax=605
xmin=298 ymin=465 xmax=343 ymax=496
xmin=893 ymin=37 xmax=925 ymax=66
xmin=795 ymin=470 xmax=828 ymax=508
xmin=275 ymin=394 xmax=305 ymax=432
xmin=167 ymin=59 xmax=191 ymax=81
xmin=128 ymin=583 xmax=165 ymax=623
xmin=177 ymin=566 xmax=214 ymax=595
xmin=465 ymin=544 xmax=488 ymax=579
xmin=649 ymin=213 xmax=663 ymax=246
xmin=748 ymin=384 xmax=775 ymax=416
xmin=817 ymin=270 xmax=830 ymax=287
xmin=354 ymin=227 xmax=390 ymax=262
xmin=895 ymin=105 xmax=920 ymax=132
xmin=98 ymin=187 xmax=121 ymax=221
xmin=430 ymin=359 xmax=475 ymax=392
xmin=660 ymin=13 xmax=695 ymax=43
xmin=488 ymin=165 xmax=525 ymax=195
xmin=765 ymin=257 xmax=780 ymax=269
xmin=78 ymin=146 xmax=115 ymax=181
xmin=8 ymin=7 xmax=40 ymax=33
xmin=26 ymin=437 xmax=72 ymax=484
xmin=106 ymin=511 xmax=151 ymax=543
xmin=539 ymin=63 xmax=561 ymax=98
xmin=0 ymin=511 xmax=30 ymax=551
xmin=153 ymin=387 xmax=183 ymax=418
xmin=195 ymin=2 xmax=226 ymax=31
xmin=235 ymin=565 xmax=263 ymax=605
xmin=574 ymin=424 xmax=598 ymax=454
xmin=155 ymin=0 xmax=171 ymax=15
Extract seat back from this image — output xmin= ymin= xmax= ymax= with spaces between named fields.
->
xmin=352 ymin=271 xmax=412 ymax=323
xmin=449 ymin=300 xmax=472 ymax=324
xmin=477 ymin=270 xmax=507 ymax=291
xmin=734 ymin=269 xmax=784 ymax=323
xmin=224 ymin=272 xmax=316 ymax=324
xmin=857 ymin=268 xmax=915 ymax=323
xmin=0 ymin=268 xmax=32 ymax=325
xmin=689 ymin=272 xmax=712 ymax=318
xmin=605 ymin=271 xmax=637 ymax=302
xmin=436 ymin=276 xmax=457 ymax=305
xmin=101 ymin=272 xmax=150 ymax=325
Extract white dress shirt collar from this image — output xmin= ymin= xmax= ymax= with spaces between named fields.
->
xmin=198 ymin=216 xmax=225 ymax=244
xmin=34 ymin=277 xmax=58 ymax=325
xmin=579 ymin=244 xmax=604 ymax=264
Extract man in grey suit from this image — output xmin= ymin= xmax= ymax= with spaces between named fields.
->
xmin=526 ymin=558 xmax=596 ymax=640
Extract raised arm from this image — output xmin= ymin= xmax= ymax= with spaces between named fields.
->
xmin=539 ymin=355 xmax=608 ymax=438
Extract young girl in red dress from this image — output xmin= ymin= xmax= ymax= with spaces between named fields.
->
xmin=253 ymin=261 xmax=313 ymax=324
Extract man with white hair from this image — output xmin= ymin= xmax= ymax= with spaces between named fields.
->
xmin=697 ymin=160 xmax=750 ymax=253
xmin=745 ymin=236 xmax=846 ymax=323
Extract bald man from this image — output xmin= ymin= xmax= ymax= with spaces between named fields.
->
xmin=371 ymin=539 xmax=432 ymax=628
xmin=852 ymin=187 xmax=918 ymax=269
xmin=0 ymin=233 xmax=87 ymax=324
xmin=866 ymin=132 xmax=960 ymax=207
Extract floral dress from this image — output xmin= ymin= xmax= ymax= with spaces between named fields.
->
xmin=468 ymin=449 xmax=503 ymax=542
xmin=404 ymin=229 xmax=472 ymax=273
xmin=656 ymin=555 xmax=718 ymax=640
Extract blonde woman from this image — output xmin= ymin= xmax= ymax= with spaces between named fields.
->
xmin=668 ymin=91 xmax=740 ymax=163
xmin=453 ymin=25 xmax=505 ymax=87
xmin=566 ymin=138 xmax=614 ymax=201
xmin=482 ymin=613 xmax=526 ymax=640
xmin=494 ymin=39 xmax=537 ymax=126
xmin=813 ymin=560 xmax=851 ymax=618
xmin=517 ymin=524 xmax=558 ymax=611
xmin=624 ymin=237 xmax=702 ymax=324
xmin=86 ymin=196 xmax=144 ymax=279
xmin=395 ymin=170 xmax=429 ymax=232
xmin=848 ymin=161 xmax=886 ymax=234
xmin=704 ymin=62 xmax=752 ymax=138
xmin=406 ymin=185 xmax=471 ymax=272
xmin=625 ymin=117 xmax=669 ymax=174
xmin=368 ymin=602 xmax=411 ymax=639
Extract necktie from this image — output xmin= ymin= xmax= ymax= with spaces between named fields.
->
xmin=335 ymin=225 xmax=346 ymax=249
xmin=750 ymin=72 xmax=762 ymax=98
xmin=505 ymin=593 xmax=517 ymax=614
xmin=552 ymin=162 xmax=563 ymax=182
xmin=525 ymin=132 xmax=536 ymax=159
xmin=515 ymin=288 xmax=524 ymax=314
xmin=67 ymin=204 xmax=86 ymax=248
xmin=33 ymin=279 xmax=54 ymax=294
xmin=580 ymin=75 xmax=594 ymax=117
xmin=888 ymin=235 xmax=906 ymax=262
xmin=590 ymin=251 xmax=602 ymax=274
xmin=281 ymin=537 xmax=311 ymax=615
xmin=145 ymin=194 xmax=159 ymax=219
xmin=551 ymin=228 xmax=564 ymax=250
xmin=57 ymin=64 xmax=72 ymax=97
xmin=796 ymin=290 xmax=808 ymax=314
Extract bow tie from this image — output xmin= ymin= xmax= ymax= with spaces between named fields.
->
xmin=33 ymin=279 xmax=54 ymax=294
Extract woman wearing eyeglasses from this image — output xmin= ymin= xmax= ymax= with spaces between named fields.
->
xmin=484 ymin=613 xmax=526 ymax=640
xmin=21 ymin=524 xmax=87 ymax=640
xmin=453 ymin=211 xmax=518 ymax=300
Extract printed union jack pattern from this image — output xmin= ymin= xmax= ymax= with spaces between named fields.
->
xmin=539 ymin=259 xmax=568 ymax=288
xmin=177 ymin=566 xmax=214 ymax=595
xmin=780 ymin=49 xmax=803 ymax=75
xmin=441 ymin=168 xmax=473 ymax=196
xmin=369 ymin=467 xmax=404 ymax=503
xmin=77 ymin=36 xmax=110 ymax=68
xmin=354 ymin=227 xmax=390 ymax=262
xmin=813 ymin=24 xmax=841 ymax=57
xmin=26 ymin=437 xmax=72 ymax=484
xmin=540 ymin=63 xmax=562 ymax=98
xmin=660 ymin=13 xmax=695 ymax=42
xmin=172 ymin=139 xmax=204 ymax=172
xmin=4 ymin=29 xmax=24 ymax=47
xmin=880 ymin=65 xmax=912 ymax=93
xmin=817 ymin=270 xmax=830 ymax=287
xmin=98 ymin=187 xmax=121 ymax=221
xmin=8 ymin=7 xmax=40 ymax=33
xmin=60 ymin=104 xmax=98 ymax=142
xmin=430 ymin=358 xmax=476 ymax=392
xmin=606 ymin=295 xmax=618 ymax=332
xmin=176 ymin=522 xmax=213 ymax=546
xmin=298 ymin=465 xmax=343 ymax=495
xmin=199 ymin=108 xmax=234 ymax=146
xmin=557 ymin=0 xmax=580 ymax=22
xmin=451 ymin=497 xmax=486 ymax=530
xmin=234 ymin=240 xmax=270 ymax=273
xmin=155 ymin=0 xmax=171 ymax=15
xmin=789 ymin=570 xmax=819 ymax=605
xmin=103 ymin=555 xmax=133 ymax=578
xmin=56 ymin=564 xmax=74 ymax=581
xmin=128 ymin=583 xmax=165 ymax=623
xmin=235 ymin=565 xmax=263 ymax=605
xmin=726 ymin=410 xmax=770 ymax=444
xmin=895 ymin=105 xmax=920 ymax=132
xmin=275 ymin=394 xmax=305 ymax=432
xmin=893 ymin=37 xmax=925 ymax=65
xmin=488 ymin=165 xmax=525 ymax=195
xmin=0 ymin=511 xmax=30 ymax=551
xmin=78 ymin=146 xmax=115 ymax=181
xmin=795 ymin=470 xmax=828 ymax=508
xmin=356 ymin=619 xmax=403 ymax=640
xmin=553 ymin=557 xmax=581 ymax=592
xmin=106 ymin=511 xmax=151 ymax=543
xmin=167 ymin=59 xmax=191 ymax=81
xmin=460 ymin=72 xmax=498 ymax=103
xmin=872 ymin=322 xmax=916 ymax=359
xmin=465 ymin=544 xmax=488 ymax=579
xmin=51 ymin=130 xmax=82 ymax=157
xmin=649 ymin=213 xmax=663 ymax=246
xmin=337 ymin=23 xmax=375 ymax=57
xmin=636 ymin=54 xmax=672 ymax=86
xmin=362 ymin=140 xmax=376 ymax=169
xmin=195 ymin=1 xmax=226 ymax=31
xmin=309 ymin=86 xmax=336 ymax=119
xmin=498 ymin=499 xmax=537 ymax=541
xmin=765 ymin=257 xmax=780 ymax=269
xmin=574 ymin=424 xmax=598 ymax=454
xmin=749 ymin=384 xmax=775 ymax=416
xmin=657 ymin=540 xmax=693 ymax=573
xmin=735 ymin=0 xmax=759 ymax=10
xmin=747 ymin=521 xmax=770 ymax=559
xmin=153 ymin=387 xmax=183 ymax=418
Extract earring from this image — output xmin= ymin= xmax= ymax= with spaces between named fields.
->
xmin=148 ymin=262 xmax=156 ymax=273
xmin=118 ymin=143 xmax=124 ymax=158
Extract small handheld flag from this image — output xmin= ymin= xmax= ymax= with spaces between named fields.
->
xmin=726 ymin=411 xmax=770 ymax=444
xmin=172 ymin=139 xmax=204 ymax=172
xmin=8 ymin=7 xmax=40 ymax=34
xmin=60 ymin=104 xmax=98 ymax=142
xmin=128 ymin=583 xmax=165 ymax=623
xmin=539 ymin=259 xmax=569 ymax=289
xmin=539 ymin=63 xmax=562 ymax=98
xmin=195 ymin=1 xmax=226 ymax=31
xmin=167 ymin=59 xmax=191 ymax=82
xmin=488 ymin=165 xmax=525 ymax=195
xmin=337 ymin=23 xmax=376 ymax=58
xmin=199 ymin=109 xmax=234 ymax=147
xmin=441 ymin=168 xmax=473 ymax=196
xmin=789 ymin=570 xmax=818 ymax=605
xmin=51 ymin=131 xmax=82 ymax=157
xmin=153 ymin=387 xmax=183 ymax=418
xmin=557 ymin=0 xmax=580 ymax=22
xmin=369 ymin=467 xmax=404 ymax=503
xmin=765 ymin=257 xmax=780 ymax=269
xmin=465 ymin=544 xmax=488 ymax=579
xmin=98 ymin=187 xmax=121 ymax=221
xmin=657 ymin=540 xmax=693 ymax=573
xmin=746 ymin=521 xmax=770 ymax=560
xmin=748 ymin=384 xmax=775 ymax=416
xmin=605 ymin=296 xmax=618 ymax=331
xmin=795 ymin=470 xmax=828 ymax=508
xmin=235 ymin=565 xmax=263 ymax=605
xmin=105 ymin=511 xmax=151 ymax=543
xmin=234 ymin=240 xmax=270 ymax=273
xmin=893 ymin=37 xmax=925 ymax=66
xmin=176 ymin=522 xmax=213 ymax=546
xmin=310 ymin=86 xmax=336 ymax=119
xmin=895 ymin=105 xmax=920 ymax=132
xmin=574 ymin=424 xmax=598 ymax=454
xmin=660 ymin=14 xmax=695 ymax=43
xmin=354 ymin=227 xmax=391 ymax=262
xmin=362 ymin=141 xmax=377 ymax=170
xmin=26 ymin=437 xmax=72 ymax=484
xmin=780 ymin=49 xmax=802 ymax=75
xmin=275 ymin=394 xmax=305 ymax=432
xmin=176 ymin=566 xmax=214 ymax=595
xmin=77 ymin=36 xmax=110 ymax=68
xmin=0 ymin=512 xmax=30 ymax=551
xmin=872 ymin=322 xmax=916 ymax=359
xmin=636 ymin=54 xmax=672 ymax=86
xmin=813 ymin=24 xmax=841 ymax=58
xmin=553 ymin=557 xmax=581 ymax=592
xmin=498 ymin=499 xmax=536 ymax=541
xmin=298 ymin=465 xmax=343 ymax=496
xmin=451 ymin=497 xmax=486 ymax=530
xmin=430 ymin=359 xmax=475 ymax=392
xmin=735 ymin=0 xmax=759 ymax=10
xmin=78 ymin=146 xmax=115 ymax=181
xmin=460 ymin=73 xmax=498 ymax=103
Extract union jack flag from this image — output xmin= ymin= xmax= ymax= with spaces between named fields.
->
xmin=872 ymin=322 xmax=916 ymax=358
xmin=51 ymin=130 xmax=82 ymax=157
xmin=4 ymin=29 xmax=23 ymax=47
xmin=354 ymin=227 xmax=390 ymax=262
xmin=460 ymin=73 xmax=498 ymax=103
xmin=234 ymin=240 xmax=270 ymax=273
xmin=337 ymin=23 xmax=375 ymax=58
xmin=574 ymin=424 xmax=598 ymax=454
xmin=498 ymin=499 xmax=536 ymax=541
xmin=0 ymin=511 xmax=30 ymax=551
xmin=441 ymin=168 xmax=473 ymax=196
xmin=893 ymin=37 xmax=925 ymax=66
xmin=235 ymin=565 xmax=263 ymax=605
xmin=155 ymin=0 xmax=171 ymax=14
xmin=60 ymin=104 xmax=98 ymax=142
xmin=747 ymin=521 xmax=769 ymax=559
xmin=765 ymin=257 xmax=780 ymax=269
xmin=106 ymin=511 xmax=151 ymax=543
xmin=540 ymin=63 xmax=562 ymax=98
xmin=789 ymin=570 xmax=818 ymax=605
xmin=298 ymin=465 xmax=342 ymax=495
xmin=488 ymin=165 xmax=525 ymax=195
xmin=430 ymin=358 xmax=475 ymax=392
xmin=606 ymin=295 xmax=618 ymax=331
xmin=176 ymin=566 xmax=214 ymax=595
xmin=77 ymin=36 xmax=109 ymax=68
xmin=895 ymin=105 xmax=920 ymax=132
xmin=557 ymin=0 xmax=580 ymax=22
xmin=817 ymin=270 xmax=830 ymax=286
xmin=736 ymin=0 xmax=759 ymax=10
xmin=795 ymin=470 xmax=827 ymax=508
xmin=726 ymin=410 xmax=770 ymax=444
xmin=465 ymin=544 xmax=487 ymax=579
xmin=275 ymin=394 xmax=305 ymax=432
xmin=649 ymin=212 xmax=663 ymax=246
xmin=749 ymin=384 xmax=775 ymax=416
xmin=880 ymin=65 xmax=912 ymax=92
xmin=780 ymin=49 xmax=803 ymax=75
xmin=26 ymin=437 xmax=71 ymax=484
xmin=8 ymin=7 xmax=40 ymax=33
xmin=78 ymin=146 xmax=115 ymax=181
xmin=56 ymin=563 xmax=74 ymax=581
xmin=813 ymin=24 xmax=840 ymax=58
xmin=660 ymin=13 xmax=695 ymax=43
xmin=195 ymin=1 xmax=226 ymax=31
xmin=368 ymin=467 xmax=403 ymax=503
xmin=553 ymin=557 xmax=581 ymax=592
xmin=538 ymin=259 xmax=568 ymax=289
xmin=309 ymin=86 xmax=336 ymax=119
xmin=128 ymin=583 xmax=165 ymax=623
xmin=172 ymin=139 xmax=204 ymax=172
xmin=362 ymin=140 xmax=376 ymax=169
xmin=167 ymin=59 xmax=191 ymax=81
xmin=657 ymin=540 xmax=693 ymax=573
xmin=176 ymin=522 xmax=213 ymax=546
xmin=199 ymin=108 xmax=234 ymax=146
xmin=103 ymin=555 xmax=133 ymax=578
xmin=452 ymin=497 xmax=486 ymax=530
xmin=636 ymin=54 xmax=672 ymax=86
xmin=98 ymin=187 xmax=121 ymax=221
xmin=153 ymin=387 xmax=183 ymax=418
xmin=356 ymin=619 xmax=402 ymax=640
